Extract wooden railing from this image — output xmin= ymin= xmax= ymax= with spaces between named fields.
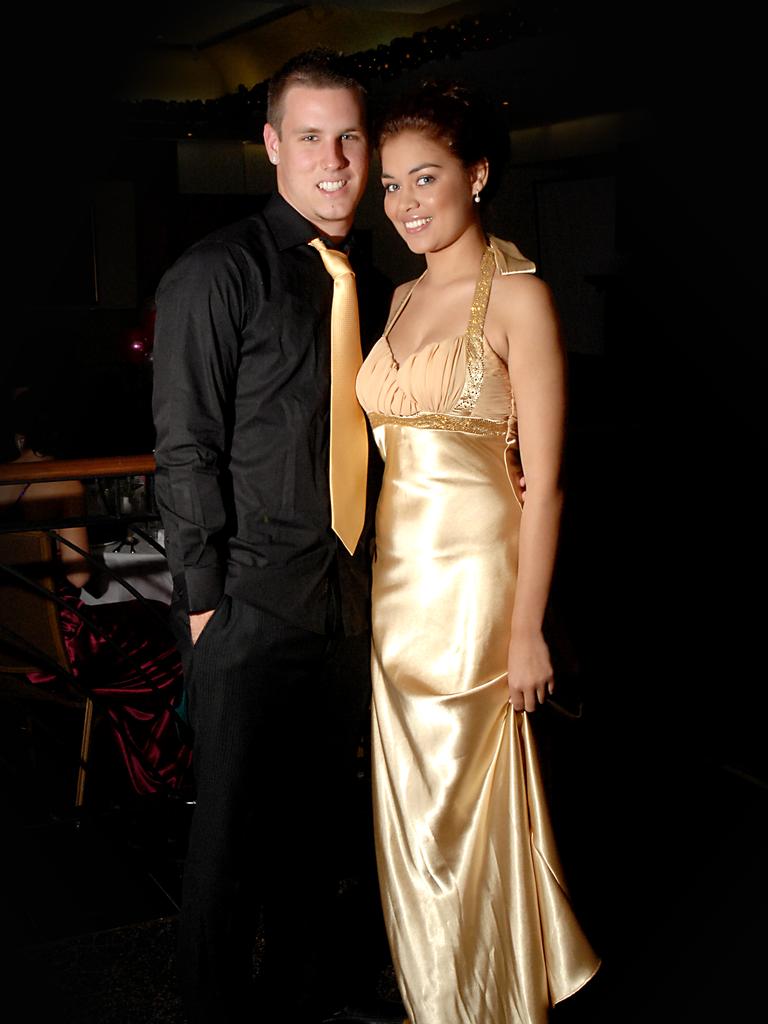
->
xmin=0 ymin=454 xmax=160 ymax=539
xmin=0 ymin=454 xmax=156 ymax=485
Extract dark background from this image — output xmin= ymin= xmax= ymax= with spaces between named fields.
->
xmin=4 ymin=2 xmax=765 ymax=1018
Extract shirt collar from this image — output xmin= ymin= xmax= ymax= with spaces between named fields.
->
xmin=263 ymin=192 xmax=355 ymax=254
xmin=488 ymin=235 xmax=537 ymax=275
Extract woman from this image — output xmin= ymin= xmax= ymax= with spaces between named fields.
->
xmin=355 ymin=83 xmax=601 ymax=1024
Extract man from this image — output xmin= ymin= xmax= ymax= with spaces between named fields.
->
xmin=152 ymin=49 xmax=392 ymax=1024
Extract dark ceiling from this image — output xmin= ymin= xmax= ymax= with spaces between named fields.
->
xmin=145 ymin=2 xmax=456 ymax=49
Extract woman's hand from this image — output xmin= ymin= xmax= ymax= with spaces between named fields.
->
xmin=507 ymin=630 xmax=554 ymax=712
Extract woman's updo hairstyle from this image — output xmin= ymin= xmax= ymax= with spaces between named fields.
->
xmin=376 ymin=79 xmax=510 ymax=206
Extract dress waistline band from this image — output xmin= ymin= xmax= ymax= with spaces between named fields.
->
xmin=368 ymin=412 xmax=507 ymax=437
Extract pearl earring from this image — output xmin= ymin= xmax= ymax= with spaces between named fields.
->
xmin=473 ymin=192 xmax=481 ymax=204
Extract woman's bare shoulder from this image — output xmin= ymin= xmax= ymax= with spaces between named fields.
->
xmin=489 ymin=271 xmax=564 ymax=373
xmin=493 ymin=270 xmax=556 ymax=313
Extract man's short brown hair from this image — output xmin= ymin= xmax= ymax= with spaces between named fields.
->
xmin=266 ymin=47 xmax=368 ymax=135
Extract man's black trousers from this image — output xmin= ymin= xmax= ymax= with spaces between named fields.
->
xmin=172 ymin=589 xmax=384 ymax=1023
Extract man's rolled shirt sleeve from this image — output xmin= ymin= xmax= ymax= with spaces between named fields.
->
xmin=152 ymin=243 xmax=247 ymax=613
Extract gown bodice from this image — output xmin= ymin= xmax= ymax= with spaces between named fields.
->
xmin=356 ymin=238 xmax=537 ymax=510
xmin=355 ymin=247 xmax=512 ymax=423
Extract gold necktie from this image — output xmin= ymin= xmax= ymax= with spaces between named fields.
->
xmin=309 ymin=238 xmax=368 ymax=555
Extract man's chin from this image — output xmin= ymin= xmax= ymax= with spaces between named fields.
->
xmin=317 ymin=183 xmax=366 ymax=215
xmin=316 ymin=197 xmax=356 ymax=219
xmin=313 ymin=208 xmax=357 ymax=238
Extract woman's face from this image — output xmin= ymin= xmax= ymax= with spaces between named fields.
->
xmin=380 ymin=130 xmax=485 ymax=255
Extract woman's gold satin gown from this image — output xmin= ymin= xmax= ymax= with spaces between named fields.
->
xmin=355 ymin=240 xmax=600 ymax=1024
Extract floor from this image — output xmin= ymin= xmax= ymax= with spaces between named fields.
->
xmin=1 ymin=673 xmax=765 ymax=1024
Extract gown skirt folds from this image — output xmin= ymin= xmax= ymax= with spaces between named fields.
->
xmin=356 ymin=240 xmax=600 ymax=1024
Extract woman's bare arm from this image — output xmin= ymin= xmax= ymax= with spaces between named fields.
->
xmin=498 ymin=273 xmax=567 ymax=711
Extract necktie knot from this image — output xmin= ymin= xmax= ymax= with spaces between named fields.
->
xmin=309 ymin=237 xmax=355 ymax=281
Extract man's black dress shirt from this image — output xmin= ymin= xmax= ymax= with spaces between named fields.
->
xmin=152 ymin=193 xmax=389 ymax=633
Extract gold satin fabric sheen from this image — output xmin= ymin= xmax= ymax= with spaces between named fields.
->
xmin=309 ymin=238 xmax=368 ymax=554
xmin=356 ymin=245 xmax=600 ymax=1024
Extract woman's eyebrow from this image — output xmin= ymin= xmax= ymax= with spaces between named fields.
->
xmin=381 ymin=162 xmax=443 ymax=179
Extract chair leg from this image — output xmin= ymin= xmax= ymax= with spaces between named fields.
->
xmin=75 ymin=697 xmax=94 ymax=808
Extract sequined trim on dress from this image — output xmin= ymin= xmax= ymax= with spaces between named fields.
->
xmin=368 ymin=411 xmax=507 ymax=436
xmin=452 ymin=247 xmax=496 ymax=415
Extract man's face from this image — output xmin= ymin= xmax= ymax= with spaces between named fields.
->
xmin=263 ymin=85 xmax=369 ymax=241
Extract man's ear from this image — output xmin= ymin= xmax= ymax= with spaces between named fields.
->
xmin=263 ymin=123 xmax=280 ymax=165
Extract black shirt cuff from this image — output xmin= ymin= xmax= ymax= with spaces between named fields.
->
xmin=184 ymin=565 xmax=225 ymax=613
